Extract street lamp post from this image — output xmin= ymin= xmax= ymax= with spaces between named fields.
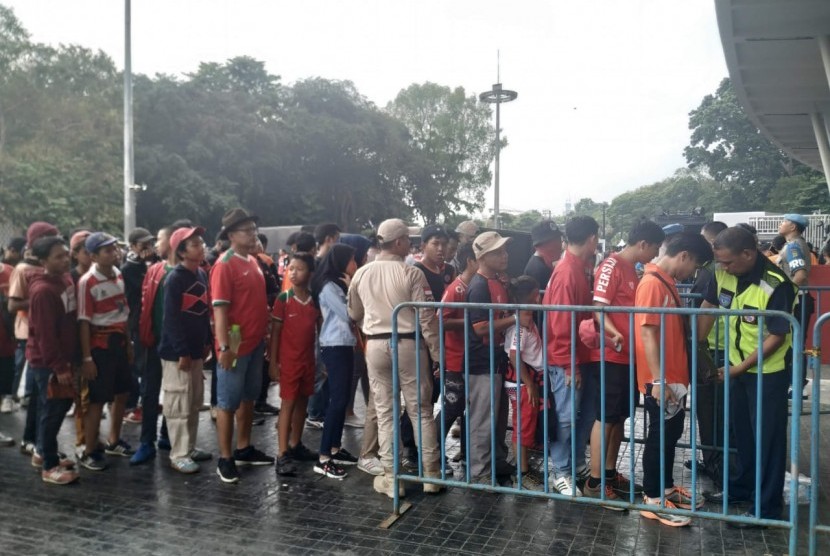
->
xmin=479 ymin=83 xmax=517 ymax=229
xmin=123 ymin=0 xmax=135 ymax=239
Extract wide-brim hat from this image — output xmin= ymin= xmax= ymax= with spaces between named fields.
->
xmin=219 ymin=208 xmax=259 ymax=240
xmin=473 ymin=231 xmax=512 ymax=259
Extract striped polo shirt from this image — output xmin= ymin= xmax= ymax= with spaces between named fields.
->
xmin=77 ymin=264 xmax=129 ymax=349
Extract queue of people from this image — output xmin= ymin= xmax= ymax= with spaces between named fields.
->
xmin=0 ymin=210 xmax=807 ymax=533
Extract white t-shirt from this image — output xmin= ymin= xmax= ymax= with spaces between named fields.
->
xmin=504 ymin=323 xmax=544 ymax=387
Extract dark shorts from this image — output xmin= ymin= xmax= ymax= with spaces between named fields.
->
xmin=586 ymin=361 xmax=632 ymax=424
xmin=88 ymin=335 xmax=132 ymax=404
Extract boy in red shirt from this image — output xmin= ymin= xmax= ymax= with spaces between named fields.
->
xmin=270 ymin=252 xmax=320 ymax=476
xmin=635 ymin=232 xmax=712 ymax=527
xmin=543 ymin=216 xmax=598 ymax=497
xmin=77 ymin=233 xmax=134 ymax=471
xmin=434 ymin=243 xmax=477 ymax=450
xmin=582 ymin=220 xmax=663 ymax=506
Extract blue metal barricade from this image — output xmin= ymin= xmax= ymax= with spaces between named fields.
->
xmin=808 ymin=310 xmax=830 ymax=555
xmin=387 ymin=301 xmax=806 ymax=554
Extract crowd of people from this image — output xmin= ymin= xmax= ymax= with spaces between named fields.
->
xmin=0 ymin=208 xmax=813 ymax=531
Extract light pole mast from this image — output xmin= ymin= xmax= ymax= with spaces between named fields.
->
xmin=123 ymin=0 xmax=135 ymax=239
xmin=479 ymin=66 xmax=517 ymax=229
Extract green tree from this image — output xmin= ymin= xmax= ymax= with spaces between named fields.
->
xmin=387 ymin=82 xmax=497 ymax=221
xmin=684 ymin=77 xmax=824 ymax=209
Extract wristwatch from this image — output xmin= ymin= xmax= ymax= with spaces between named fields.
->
xmin=219 ymin=345 xmax=230 ymax=353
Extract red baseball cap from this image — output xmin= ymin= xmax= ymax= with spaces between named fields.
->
xmin=169 ymin=226 xmax=206 ymax=255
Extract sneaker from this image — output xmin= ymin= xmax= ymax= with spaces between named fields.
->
xmin=216 ymin=457 xmax=240 ymax=484
xmin=331 ymin=448 xmax=358 ymax=466
xmin=314 ymin=458 xmax=347 ymax=479
xmin=609 ymin=471 xmax=644 ymax=496
xmin=19 ymin=440 xmax=35 ymax=455
xmin=129 ymin=442 xmax=157 ymax=466
xmin=400 ymin=457 xmax=418 ymax=474
xmin=276 ymin=454 xmax=298 ymax=476
xmin=123 ymin=407 xmax=143 ymax=424
xmin=374 ymin=473 xmax=405 ymax=498
xmin=170 ymin=457 xmax=200 ymax=474
xmin=552 ymin=474 xmax=582 ymax=497
xmin=343 ymin=414 xmax=364 ymax=428
xmin=32 ymin=451 xmax=75 ymax=469
xmin=358 ymin=457 xmax=384 ymax=476
xmin=0 ymin=396 xmax=14 ymax=413
xmin=233 ymin=445 xmax=275 ymax=466
xmin=253 ymin=401 xmax=280 ymax=416
xmin=0 ymin=431 xmax=13 ymax=447
xmin=583 ymin=480 xmax=626 ymax=511
xmin=78 ymin=451 xmax=108 ymax=471
xmin=209 ymin=406 xmax=218 ymax=421
xmin=157 ymin=437 xmax=172 ymax=451
xmin=515 ymin=470 xmax=545 ymax=491
xmin=305 ymin=417 xmax=324 ymax=429
xmin=188 ymin=448 xmax=212 ymax=462
xmin=666 ymin=485 xmax=704 ymax=510
xmin=104 ymin=439 xmax=135 ymax=457
xmin=640 ymin=496 xmax=691 ymax=527
xmin=289 ymin=443 xmax=318 ymax=462
xmin=42 ymin=466 xmax=79 ymax=485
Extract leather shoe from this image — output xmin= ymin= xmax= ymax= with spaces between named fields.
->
xmin=727 ymin=511 xmax=767 ymax=529
xmin=703 ymin=489 xmax=749 ymax=505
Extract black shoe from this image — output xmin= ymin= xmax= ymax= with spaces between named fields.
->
xmin=254 ymin=402 xmax=280 ymax=416
xmin=331 ymin=448 xmax=358 ymax=466
xmin=703 ymin=489 xmax=749 ymax=505
xmin=276 ymin=454 xmax=297 ymax=476
xmin=314 ymin=458 xmax=347 ymax=479
xmin=289 ymin=443 xmax=318 ymax=462
xmin=727 ymin=511 xmax=768 ymax=529
xmin=216 ymin=457 xmax=240 ymax=484
xmin=234 ymin=445 xmax=275 ymax=466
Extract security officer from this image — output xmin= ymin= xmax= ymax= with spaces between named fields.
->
xmin=698 ymin=226 xmax=797 ymax=527
xmin=347 ymin=218 xmax=443 ymax=498
xmin=778 ymin=213 xmax=814 ymax=396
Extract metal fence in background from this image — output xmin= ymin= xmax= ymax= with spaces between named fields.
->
xmin=386 ymin=301 xmax=809 ymax=555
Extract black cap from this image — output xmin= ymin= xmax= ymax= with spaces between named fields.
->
xmin=128 ymin=227 xmax=155 ymax=245
xmin=421 ymin=223 xmax=449 ymax=243
xmin=530 ymin=220 xmax=562 ymax=246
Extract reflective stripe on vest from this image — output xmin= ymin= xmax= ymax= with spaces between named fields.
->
xmin=714 ymin=266 xmax=794 ymax=374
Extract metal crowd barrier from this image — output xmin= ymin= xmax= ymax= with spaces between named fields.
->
xmin=387 ymin=301 xmax=806 ymax=555
xmin=809 ymin=309 xmax=830 ymax=555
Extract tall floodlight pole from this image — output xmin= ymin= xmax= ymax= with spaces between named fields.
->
xmin=479 ymin=82 xmax=517 ymax=229
xmin=123 ymin=0 xmax=135 ymax=239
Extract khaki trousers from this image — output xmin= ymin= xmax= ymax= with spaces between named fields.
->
xmin=360 ymin=385 xmax=379 ymax=460
xmin=365 ymin=338 xmax=438 ymax=473
xmin=161 ymin=358 xmax=204 ymax=460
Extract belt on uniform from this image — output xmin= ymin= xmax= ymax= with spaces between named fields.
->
xmin=366 ymin=332 xmax=416 ymax=341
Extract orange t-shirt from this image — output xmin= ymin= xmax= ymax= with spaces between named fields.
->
xmin=634 ymin=263 xmax=688 ymax=394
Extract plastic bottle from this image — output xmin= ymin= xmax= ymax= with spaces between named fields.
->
xmin=229 ymin=324 xmax=242 ymax=367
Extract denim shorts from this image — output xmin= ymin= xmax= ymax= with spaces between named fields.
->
xmin=216 ymin=341 xmax=264 ymax=411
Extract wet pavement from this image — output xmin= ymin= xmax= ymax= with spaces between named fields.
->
xmin=0 ymin=373 xmax=828 ymax=555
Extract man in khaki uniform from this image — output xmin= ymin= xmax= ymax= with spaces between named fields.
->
xmin=348 ymin=218 xmax=443 ymax=498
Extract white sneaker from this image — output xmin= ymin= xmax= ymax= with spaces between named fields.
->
xmin=0 ymin=396 xmax=13 ymax=413
xmin=357 ymin=457 xmax=383 ymax=476
xmin=552 ymin=474 xmax=582 ymax=497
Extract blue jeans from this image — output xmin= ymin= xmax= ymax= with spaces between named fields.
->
xmin=319 ymin=346 xmax=353 ymax=457
xmin=216 ymin=342 xmax=264 ymax=411
xmin=126 ymin=330 xmax=145 ymax=409
xmin=32 ymin=367 xmax=73 ymax=469
xmin=140 ymin=349 xmax=163 ymax=445
xmin=307 ymin=354 xmax=329 ymax=420
xmin=547 ymin=365 xmax=596 ymax=476
xmin=11 ymin=340 xmax=26 ymax=398
xmin=23 ymin=361 xmax=39 ymax=444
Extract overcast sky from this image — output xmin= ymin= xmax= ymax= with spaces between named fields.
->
xmin=6 ymin=0 xmax=728 ymax=216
